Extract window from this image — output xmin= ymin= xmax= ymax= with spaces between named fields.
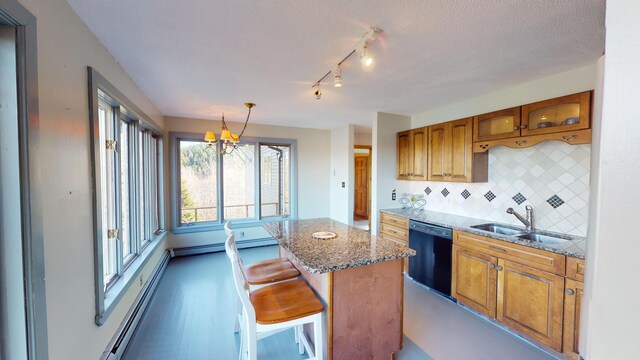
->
xmin=90 ymin=67 xmax=165 ymax=325
xmin=170 ymin=133 xmax=296 ymax=231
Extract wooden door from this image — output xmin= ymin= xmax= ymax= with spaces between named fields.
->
xmin=396 ymin=130 xmax=411 ymax=179
xmin=427 ymin=123 xmax=449 ymax=181
xmin=354 ymin=156 xmax=368 ymax=218
xmin=563 ymin=278 xmax=584 ymax=359
xmin=473 ymin=107 xmax=522 ymax=141
xmin=449 ymin=118 xmax=473 ymax=182
xmin=409 ymin=127 xmax=428 ymax=180
xmin=497 ymin=259 xmax=565 ymax=351
xmin=452 ymin=245 xmax=498 ymax=318
xmin=521 ymin=91 xmax=591 ymax=136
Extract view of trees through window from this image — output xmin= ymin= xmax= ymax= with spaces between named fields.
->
xmin=178 ymin=139 xmax=291 ymax=224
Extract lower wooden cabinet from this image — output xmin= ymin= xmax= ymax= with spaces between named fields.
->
xmin=497 ymin=259 xmax=565 ymax=351
xmin=563 ymin=278 xmax=584 ymax=359
xmin=379 ymin=212 xmax=410 ymax=272
xmin=452 ymin=245 xmax=497 ymax=318
xmin=453 ymin=230 xmax=584 ymax=355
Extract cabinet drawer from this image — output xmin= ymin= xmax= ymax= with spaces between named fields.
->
xmin=380 ymin=212 xmax=409 ymax=228
xmin=566 ymin=257 xmax=585 ymax=282
xmin=380 ymin=223 xmax=408 ymax=242
xmin=454 ymin=231 xmax=566 ymax=276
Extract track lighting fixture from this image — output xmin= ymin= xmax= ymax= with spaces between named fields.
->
xmin=332 ymin=66 xmax=343 ymax=87
xmin=311 ymin=26 xmax=382 ymax=99
xmin=313 ymin=84 xmax=322 ymax=100
xmin=359 ymin=43 xmax=374 ymax=67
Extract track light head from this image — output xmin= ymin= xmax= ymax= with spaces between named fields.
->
xmin=359 ymin=42 xmax=374 ymax=67
xmin=314 ymin=86 xmax=322 ymax=100
xmin=332 ymin=66 xmax=343 ymax=87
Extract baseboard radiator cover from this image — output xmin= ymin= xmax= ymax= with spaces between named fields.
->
xmin=100 ymin=250 xmax=171 ymax=360
xmin=171 ymin=237 xmax=277 ymax=257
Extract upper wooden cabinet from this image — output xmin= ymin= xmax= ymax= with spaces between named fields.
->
xmin=427 ymin=118 xmax=488 ymax=182
xmin=396 ymin=127 xmax=428 ymax=180
xmin=473 ymin=91 xmax=593 ymax=152
xmin=473 ymin=107 xmax=522 ymax=142
xmin=521 ymin=92 xmax=591 ymax=136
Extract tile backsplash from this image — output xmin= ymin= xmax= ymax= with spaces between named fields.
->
xmin=407 ymin=142 xmax=590 ymax=236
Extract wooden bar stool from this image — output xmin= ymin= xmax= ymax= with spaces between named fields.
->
xmin=224 ymin=221 xmax=300 ymax=286
xmin=225 ymin=234 xmax=324 ymax=360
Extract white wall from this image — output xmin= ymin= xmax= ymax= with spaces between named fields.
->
xmin=16 ymin=0 xmax=167 ymax=359
xmin=354 ymin=131 xmax=372 ymax=146
xmin=164 ymin=116 xmax=331 ymax=248
xmin=371 ymin=112 xmax=411 ymax=234
xmin=583 ymin=2 xmax=640 ymax=358
xmin=329 ymin=125 xmax=354 ymax=224
xmin=412 ymin=63 xmax=598 ymax=127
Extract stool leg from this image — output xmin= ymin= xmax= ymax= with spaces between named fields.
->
xmin=294 ymin=325 xmax=299 ymax=344
xmin=313 ymin=314 xmax=323 ymax=360
xmin=298 ymin=325 xmax=304 ymax=354
xmin=247 ymin=322 xmax=257 ymax=360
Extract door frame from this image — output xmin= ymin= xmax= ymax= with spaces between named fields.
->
xmin=0 ymin=1 xmax=48 ymax=359
xmin=354 ymin=145 xmax=372 ymax=227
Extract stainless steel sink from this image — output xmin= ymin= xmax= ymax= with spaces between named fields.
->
xmin=470 ymin=223 xmax=526 ymax=236
xmin=516 ymin=233 xmax=571 ymax=244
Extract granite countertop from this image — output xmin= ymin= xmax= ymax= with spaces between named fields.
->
xmin=381 ymin=208 xmax=586 ymax=259
xmin=263 ymin=218 xmax=416 ymax=274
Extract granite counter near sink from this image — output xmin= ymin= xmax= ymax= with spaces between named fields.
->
xmin=381 ymin=208 xmax=586 ymax=259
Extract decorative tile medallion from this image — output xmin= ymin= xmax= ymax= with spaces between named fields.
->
xmin=461 ymin=189 xmax=471 ymax=199
xmin=441 ymin=188 xmax=450 ymax=197
xmin=484 ymin=191 xmax=496 ymax=202
xmin=512 ymin=193 xmax=527 ymax=205
xmin=547 ymin=195 xmax=565 ymax=209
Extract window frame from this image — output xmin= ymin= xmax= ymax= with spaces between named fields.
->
xmin=169 ymin=131 xmax=297 ymax=233
xmin=89 ymin=67 xmax=166 ymax=325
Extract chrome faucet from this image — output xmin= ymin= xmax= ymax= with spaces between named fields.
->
xmin=506 ymin=205 xmax=534 ymax=231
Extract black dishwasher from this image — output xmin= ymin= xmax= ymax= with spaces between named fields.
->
xmin=408 ymin=220 xmax=454 ymax=301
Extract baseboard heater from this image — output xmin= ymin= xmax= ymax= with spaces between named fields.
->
xmin=171 ymin=237 xmax=277 ymax=257
xmin=100 ymin=250 xmax=171 ymax=360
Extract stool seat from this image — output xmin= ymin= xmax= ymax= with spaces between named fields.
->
xmin=245 ymin=258 xmax=300 ymax=285
xmin=251 ymin=279 xmax=324 ymax=325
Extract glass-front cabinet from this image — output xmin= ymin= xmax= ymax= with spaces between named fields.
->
xmin=473 ymin=107 xmax=521 ymax=141
xmin=521 ymin=92 xmax=591 ymax=136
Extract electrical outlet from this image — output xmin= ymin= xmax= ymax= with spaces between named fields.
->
xmin=392 ymin=189 xmax=396 ymax=201
xmin=239 ymin=231 xmax=245 ymax=237
xmin=139 ymin=274 xmax=143 ymax=286
xmin=341 ymin=182 xmax=345 ymax=188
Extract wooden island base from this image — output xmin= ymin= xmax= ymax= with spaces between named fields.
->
xmin=280 ymin=247 xmax=404 ymax=360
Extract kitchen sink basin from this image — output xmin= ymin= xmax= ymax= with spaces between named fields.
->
xmin=516 ymin=233 xmax=571 ymax=244
xmin=470 ymin=223 xmax=526 ymax=236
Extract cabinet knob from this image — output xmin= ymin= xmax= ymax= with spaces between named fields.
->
xmin=514 ymin=126 xmax=520 ymax=131
xmin=520 ymin=125 xmax=528 ymax=129
xmin=566 ymin=289 xmax=575 ymax=296
xmin=497 ymin=265 xmax=503 ymax=271
xmin=488 ymin=264 xmax=496 ymax=269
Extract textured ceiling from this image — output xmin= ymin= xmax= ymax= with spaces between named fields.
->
xmin=66 ymin=0 xmax=605 ymax=130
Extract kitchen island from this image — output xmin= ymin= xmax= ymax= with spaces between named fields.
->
xmin=263 ymin=218 xmax=415 ymax=360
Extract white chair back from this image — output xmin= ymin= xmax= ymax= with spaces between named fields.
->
xmin=224 ymin=221 xmax=233 ymax=236
xmin=226 ymin=234 xmax=256 ymax=325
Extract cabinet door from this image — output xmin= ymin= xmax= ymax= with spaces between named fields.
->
xmin=521 ymin=91 xmax=591 ymax=136
xmin=452 ymin=245 xmax=498 ymax=318
xmin=409 ymin=127 xmax=428 ymax=180
xmin=473 ymin=107 xmax=521 ymax=141
xmin=449 ymin=118 xmax=473 ymax=182
xmin=563 ymin=279 xmax=584 ymax=359
xmin=396 ymin=130 xmax=411 ymax=179
xmin=497 ymin=259 xmax=565 ymax=351
xmin=427 ymin=123 xmax=449 ymax=181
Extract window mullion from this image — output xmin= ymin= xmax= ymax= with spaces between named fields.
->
xmin=129 ymin=121 xmax=139 ymax=256
xmin=112 ymin=106 xmax=124 ymax=276
xmin=217 ymin=141 xmax=224 ymax=223
xmin=255 ymin=142 xmax=262 ymax=220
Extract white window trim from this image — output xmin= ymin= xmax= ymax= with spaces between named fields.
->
xmin=89 ymin=67 xmax=166 ymax=325
xmin=168 ymin=132 xmax=298 ymax=233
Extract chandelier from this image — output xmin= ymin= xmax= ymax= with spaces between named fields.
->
xmin=204 ymin=102 xmax=255 ymax=155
